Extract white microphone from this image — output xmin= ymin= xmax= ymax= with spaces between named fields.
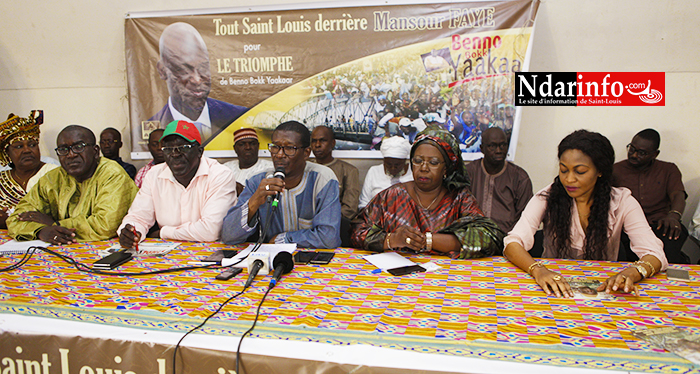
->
xmin=243 ymin=252 xmax=270 ymax=289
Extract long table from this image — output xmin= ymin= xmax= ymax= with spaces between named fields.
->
xmin=1 ymin=233 xmax=699 ymax=374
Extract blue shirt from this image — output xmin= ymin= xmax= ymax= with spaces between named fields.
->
xmin=222 ymin=162 xmax=341 ymax=249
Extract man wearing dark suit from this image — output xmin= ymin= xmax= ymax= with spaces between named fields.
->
xmin=149 ymin=22 xmax=247 ymax=145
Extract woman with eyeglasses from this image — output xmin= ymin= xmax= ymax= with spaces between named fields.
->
xmin=0 ymin=111 xmax=58 ymax=228
xmin=351 ymin=126 xmax=504 ymax=258
xmin=503 ymin=130 xmax=668 ymax=298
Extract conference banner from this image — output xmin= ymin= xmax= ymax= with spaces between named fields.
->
xmin=125 ymin=0 xmax=540 ymax=160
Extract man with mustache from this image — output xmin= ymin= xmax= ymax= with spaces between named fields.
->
xmin=149 ymin=22 xmax=248 ymax=144
xmin=222 ymin=121 xmax=341 ymax=249
xmin=465 ymin=127 xmax=532 ymax=233
xmin=613 ymin=128 xmax=689 ymax=264
xmin=117 ymin=120 xmax=237 ymax=247
xmin=7 ymin=125 xmax=138 ymax=244
xmin=358 ymin=136 xmax=413 ymax=209
xmin=224 ymin=128 xmax=272 ymax=195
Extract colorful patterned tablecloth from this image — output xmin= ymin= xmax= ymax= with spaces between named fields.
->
xmin=1 ymin=234 xmax=699 ymax=373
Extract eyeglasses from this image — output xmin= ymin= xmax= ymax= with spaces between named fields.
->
xmin=485 ymin=142 xmax=508 ymax=151
xmin=55 ymin=142 xmax=94 ymax=156
xmin=269 ymin=143 xmax=303 ymax=157
xmin=411 ymin=156 xmax=444 ymax=169
xmin=100 ymin=139 xmax=119 ymax=146
xmin=161 ymin=144 xmax=196 ymax=155
xmin=626 ymin=143 xmax=650 ymax=158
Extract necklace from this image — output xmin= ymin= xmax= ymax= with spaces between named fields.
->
xmin=11 ymin=169 xmax=31 ymax=190
xmin=413 ymin=184 xmax=441 ymax=210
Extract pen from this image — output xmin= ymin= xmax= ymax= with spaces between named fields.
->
xmin=187 ymin=261 xmax=219 ymax=266
xmin=132 ymin=226 xmax=139 ymax=252
xmin=371 ymin=269 xmax=382 ymax=274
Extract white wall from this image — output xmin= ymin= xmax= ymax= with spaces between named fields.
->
xmin=1 ymin=0 xmax=699 ymax=223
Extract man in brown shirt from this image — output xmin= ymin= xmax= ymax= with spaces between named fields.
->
xmin=311 ymin=126 xmax=360 ymax=246
xmin=613 ymin=128 xmax=689 ymax=263
xmin=465 ymin=127 xmax=533 ymax=233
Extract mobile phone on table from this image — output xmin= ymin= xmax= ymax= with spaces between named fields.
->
xmin=387 ymin=264 xmax=425 ymax=276
xmin=215 ymin=267 xmax=243 ymax=281
xmin=203 ymin=249 xmax=238 ymax=262
xmin=667 ymin=268 xmax=690 ymax=281
xmin=294 ymin=251 xmax=316 ymax=264
xmin=310 ymin=251 xmax=334 ymax=265
xmin=93 ymin=251 xmax=133 ymax=270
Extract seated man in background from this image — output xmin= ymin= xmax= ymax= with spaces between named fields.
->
xmin=465 ymin=127 xmax=533 ymax=233
xmin=222 ymin=120 xmax=341 ymax=249
xmin=311 ymin=126 xmax=360 ymax=220
xmin=224 ymin=127 xmax=272 ymax=195
xmin=118 ymin=120 xmax=237 ymax=247
xmin=7 ymin=125 xmax=138 ymax=244
xmin=311 ymin=125 xmax=360 ymax=247
xmin=613 ymin=128 xmax=689 ymax=264
xmin=358 ymin=136 xmax=413 ymax=209
xmin=100 ymin=127 xmax=136 ymax=179
xmin=134 ymin=129 xmax=165 ymax=188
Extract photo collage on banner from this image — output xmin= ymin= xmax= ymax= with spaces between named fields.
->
xmin=125 ymin=0 xmax=540 ymax=160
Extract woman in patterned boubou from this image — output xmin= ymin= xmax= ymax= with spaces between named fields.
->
xmin=0 ymin=110 xmax=58 ymax=228
xmin=351 ymin=126 xmax=504 ymax=259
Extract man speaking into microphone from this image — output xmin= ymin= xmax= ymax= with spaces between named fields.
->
xmin=222 ymin=121 xmax=341 ymax=248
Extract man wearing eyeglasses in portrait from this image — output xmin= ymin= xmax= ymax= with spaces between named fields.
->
xmin=7 ymin=125 xmax=138 ymax=244
xmin=465 ymin=127 xmax=532 ymax=233
xmin=117 ymin=120 xmax=236 ymax=247
xmin=613 ymin=128 xmax=689 ymax=264
xmin=222 ymin=120 xmax=341 ymax=249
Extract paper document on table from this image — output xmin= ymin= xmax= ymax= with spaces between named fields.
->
xmin=567 ymin=278 xmax=614 ymax=300
xmin=223 ymin=243 xmax=297 ymax=268
xmin=632 ymin=326 xmax=700 ymax=364
xmin=0 ymin=240 xmax=51 ymax=255
xmin=363 ymin=252 xmax=416 ymax=270
xmin=98 ymin=242 xmax=180 ymax=257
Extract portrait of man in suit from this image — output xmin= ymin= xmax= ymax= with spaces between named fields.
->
xmin=148 ymin=22 xmax=248 ymax=144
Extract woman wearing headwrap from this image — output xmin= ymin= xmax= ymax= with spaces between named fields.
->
xmin=351 ymin=126 xmax=504 ymax=259
xmin=0 ymin=111 xmax=58 ymax=228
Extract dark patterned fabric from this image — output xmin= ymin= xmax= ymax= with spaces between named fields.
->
xmin=351 ymin=184 xmax=504 ymax=259
xmin=411 ymin=125 xmax=470 ymax=191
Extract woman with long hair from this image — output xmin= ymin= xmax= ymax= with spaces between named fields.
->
xmin=503 ymin=130 xmax=667 ymax=297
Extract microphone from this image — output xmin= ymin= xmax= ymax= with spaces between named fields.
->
xmin=244 ymin=252 xmax=270 ymax=289
xmin=271 ymin=167 xmax=285 ymax=208
xmin=269 ymin=252 xmax=294 ymax=289
xmin=244 ymin=260 xmax=264 ymax=289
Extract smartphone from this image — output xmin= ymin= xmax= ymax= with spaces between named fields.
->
xmin=215 ymin=267 xmax=243 ymax=281
xmin=387 ymin=264 xmax=425 ymax=276
xmin=667 ymin=268 xmax=690 ymax=281
xmin=310 ymin=251 xmax=335 ymax=265
xmin=93 ymin=251 xmax=133 ymax=269
xmin=294 ymin=251 xmax=316 ymax=264
xmin=202 ymin=249 xmax=238 ymax=263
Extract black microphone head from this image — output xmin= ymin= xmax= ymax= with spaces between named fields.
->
xmin=273 ymin=167 xmax=286 ymax=180
xmin=272 ymin=252 xmax=294 ymax=274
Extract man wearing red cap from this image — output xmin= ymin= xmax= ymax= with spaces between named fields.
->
xmin=224 ymin=127 xmax=272 ymax=195
xmin=117 ymin=120 xmax=237 ymax=245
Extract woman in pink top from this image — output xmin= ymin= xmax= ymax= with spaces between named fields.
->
xmin=503 ymin=130 xmax=668 ymax=298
